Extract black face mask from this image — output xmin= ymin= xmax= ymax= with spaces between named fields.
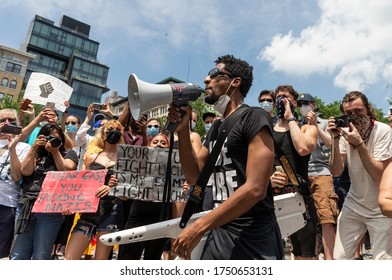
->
xmin=106 ymin=130 xmax=122 ymax=144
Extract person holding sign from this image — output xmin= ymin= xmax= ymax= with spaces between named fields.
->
xmin=65 ymin=120 xmax=124 ymax=260
xmin=168 ymin=55 xmax=284 ymax=260
xmin=117 ymin=133 xmax=172 ymax=260
xmin=9 ymin=124 xmax=78 ymax=260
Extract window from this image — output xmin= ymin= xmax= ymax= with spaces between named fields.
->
xmin=5 ymin=62 xmax=21 ymax=74
xmin=1 ymin=78 xmax=8 ymax=87
xmin=10 ymin=80 xmax=17 ymax=89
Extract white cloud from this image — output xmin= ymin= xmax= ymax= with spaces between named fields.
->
xmin=258 ymin=0 xmax=392 ymax=91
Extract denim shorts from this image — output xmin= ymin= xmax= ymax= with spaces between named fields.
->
xmin=72 ymin=197 xmax=123 ymax=239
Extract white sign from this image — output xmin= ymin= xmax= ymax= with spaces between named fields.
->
xmin=110 ymin=144 xmax=187 ymax=202
xmin=24 ymin=72 xmax=73 ymax=112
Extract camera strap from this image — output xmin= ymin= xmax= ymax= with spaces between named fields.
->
xmin=273 ymin=140 xmax=318 ymax=229
xmin=179 ymin=105 xmax=249 ymax=228
xmin=273 ymin=141 xmax=299 ymax=187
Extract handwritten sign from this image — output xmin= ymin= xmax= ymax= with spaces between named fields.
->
xmin=110 ymin=144 xmax=186 ymax=202
xmin=32 ymin=170 xmax=107 ymax=213
xmin=24 ymin=72 xmax=73 ymax=112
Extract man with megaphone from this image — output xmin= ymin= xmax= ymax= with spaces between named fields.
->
xmin=168 ymin=54 xmax=284 ymax=260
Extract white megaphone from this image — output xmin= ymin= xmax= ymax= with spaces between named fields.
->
xmin=128 ymin=74 xmax=205 ymax=132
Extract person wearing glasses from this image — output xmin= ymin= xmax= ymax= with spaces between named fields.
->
xmin=146 ymin=118 xmax=161 ymax=140
xmin=168 ymin=54 xmax=284 ymax=260
xmin=258 ymin=89 xmax=277 ymax=126
xmin=0 ymin=109 xmax=31 ymax=259
xmin=297 ymin=93 xmax=339 ymax=260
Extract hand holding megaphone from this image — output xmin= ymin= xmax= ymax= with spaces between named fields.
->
xmin=167 ymin=105 xmax=191 ymax=133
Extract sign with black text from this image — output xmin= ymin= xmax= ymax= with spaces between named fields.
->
xmin=110 ymin=144 xmax=186 ymax=202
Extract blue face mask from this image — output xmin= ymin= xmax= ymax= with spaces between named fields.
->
xmin=204 ymin=123 xmax=212 ymax=133
xmin=147 ymin=127 xmax=160 ymax=137
xmin=65 ymin=124 xmax=78 ymax=133
xmin=259 ymin=101 xmax=273 ymax=113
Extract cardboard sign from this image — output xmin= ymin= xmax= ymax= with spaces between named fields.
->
xmin=110 ymin=144 xmax=186 ymax=202
xmin=24 ymin=72 xmax=73 ymax=112
xmin=32 ymin=169 xmax=107 ymax=213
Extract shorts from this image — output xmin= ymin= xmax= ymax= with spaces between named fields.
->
xmin=72 ymin=197 xmax=123 ymax=239
xmin=309 ymin=175 xmax=339 ymax=225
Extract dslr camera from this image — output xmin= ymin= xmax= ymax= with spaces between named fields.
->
xmin=334 ymin=115 xmax=351 ymax=127
xmin=276 ymin=96 xmax=294 ymax=118
xmin=46 ymin=135 xmax=62 ymax=148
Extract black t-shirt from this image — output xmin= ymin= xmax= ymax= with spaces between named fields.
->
xmin=21 ymin=149 xmax=78 ymax=193
xmin=203 ymin=106 xmax=275 ymax=224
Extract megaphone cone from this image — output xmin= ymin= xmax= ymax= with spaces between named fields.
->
xmin=128 ymin=74 xmax=205 ymax=131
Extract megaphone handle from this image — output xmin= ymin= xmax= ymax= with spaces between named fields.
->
xmin=165 ymin=108 xmax=186 ymax=132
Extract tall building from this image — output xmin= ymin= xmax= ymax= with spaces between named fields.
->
xmin=0 ymin=45 xmax=35 ymax=102
xmin=21 ymin=15 xmax=109 ymax=119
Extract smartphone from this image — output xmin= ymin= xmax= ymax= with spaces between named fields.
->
xmin=0 ymin=124 xmax=22 ymax=135
xmin=20 ymin=98 xmax=32 ymax=110
xmin=45 ymin=102 xmax=56 ymax=110
xmin=92 ymin=102 xmax=106 ymax=110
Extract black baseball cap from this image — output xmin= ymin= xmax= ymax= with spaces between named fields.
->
xmin=202 ymin=112 xmax=216 ymax=122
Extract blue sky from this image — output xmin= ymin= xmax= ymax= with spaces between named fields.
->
xmin=1 ymin=0 xmax=392 ymax=115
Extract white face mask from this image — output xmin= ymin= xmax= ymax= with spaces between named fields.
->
xmin=0 ymin=139 xmax=8 ymax=148
xmin=214 ymin=95 xmax=231 ymax=116
xmin=213 ymin=80 xmax=236 ymax=116
xmin=300 ymin=105 xmax=312 ymax=117
xmin=259 ymin=101 xmax=273 ymax=113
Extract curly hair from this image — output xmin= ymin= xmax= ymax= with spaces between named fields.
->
xmin=214 ymin=54 xmax=253 ymax=97
xmin=95 ymin=119 xmax=124 ymax=149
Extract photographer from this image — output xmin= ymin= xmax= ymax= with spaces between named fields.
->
xmin=0 ymin=109 xmax=30 ymax=259
xmin=327 ymin=91 xmax=392 ymax=260
xmin=9 ymin=124 xmax=78 ymax=260
xmin=270 ymin=85 xmax=318 ymax=260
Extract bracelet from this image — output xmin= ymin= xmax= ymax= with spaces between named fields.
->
xmin=353 ymin=141 xmax=364 ymax=148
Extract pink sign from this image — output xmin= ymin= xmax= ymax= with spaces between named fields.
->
xmin=32 ymin=169 xmax=108 ymax=213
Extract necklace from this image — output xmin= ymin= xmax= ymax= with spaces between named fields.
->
xmin=105 ymin=151 xmax=116 ymax=162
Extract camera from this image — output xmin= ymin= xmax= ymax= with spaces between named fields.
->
xmin=334 ymin=115 xmax=351 ymax=127
xmin=46 ymin=135 xmax=62 ymax=148
xmin=92 ymin=102 xmax=106 ymax=110
xmin=0 ymin=124 xmax=22 ymax=135
xmin=276 ymin=96 xmax=294 ymax=118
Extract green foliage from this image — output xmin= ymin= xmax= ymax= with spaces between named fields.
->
xmin=190 ymin=93 xmax=217 ymax=137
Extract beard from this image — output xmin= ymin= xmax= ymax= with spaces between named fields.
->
xmin=204 ymin=91 xmax=220 ymax=105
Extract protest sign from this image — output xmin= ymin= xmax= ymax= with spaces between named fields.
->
xmin=110 ymin=144 xmax=186 ymax=202
xmin=24 ymin=72 xmax=73 ymax=112
xmin=32 ymin=169 xmax=107 ymax=213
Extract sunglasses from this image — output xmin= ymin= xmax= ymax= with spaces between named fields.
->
xmin=207 ymin=67 xmax=234 ymax=78
xmin=298 ymin=101 xmax=310 ymax=107
xmin=65 ymin=121 xmax=78 ymax=125
xmin=259 ymin=98 xmax=273 ymax=103
xmin=147 ymin=125 xmax=160 ymax=129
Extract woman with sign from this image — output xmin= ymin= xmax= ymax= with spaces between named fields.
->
xmin=64 ymin=120 xmax=124 ymax=260
xmin=10 ymin=124 xmax=78 ymax=260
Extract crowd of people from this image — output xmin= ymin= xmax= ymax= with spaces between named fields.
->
xmin=0 ymin=53 xmax=391 ymax=260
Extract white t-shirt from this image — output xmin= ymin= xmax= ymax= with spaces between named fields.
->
xmin=0 ymin=142 xmax=31 ymax=207
xmin=340 ymin=121 xmax=392 ymax=217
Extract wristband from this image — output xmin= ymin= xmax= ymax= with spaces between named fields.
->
xmin=287 ymin=116 xmax=297 ymax=123
xmin=353 ymin=141 xmax=364 ymax=149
